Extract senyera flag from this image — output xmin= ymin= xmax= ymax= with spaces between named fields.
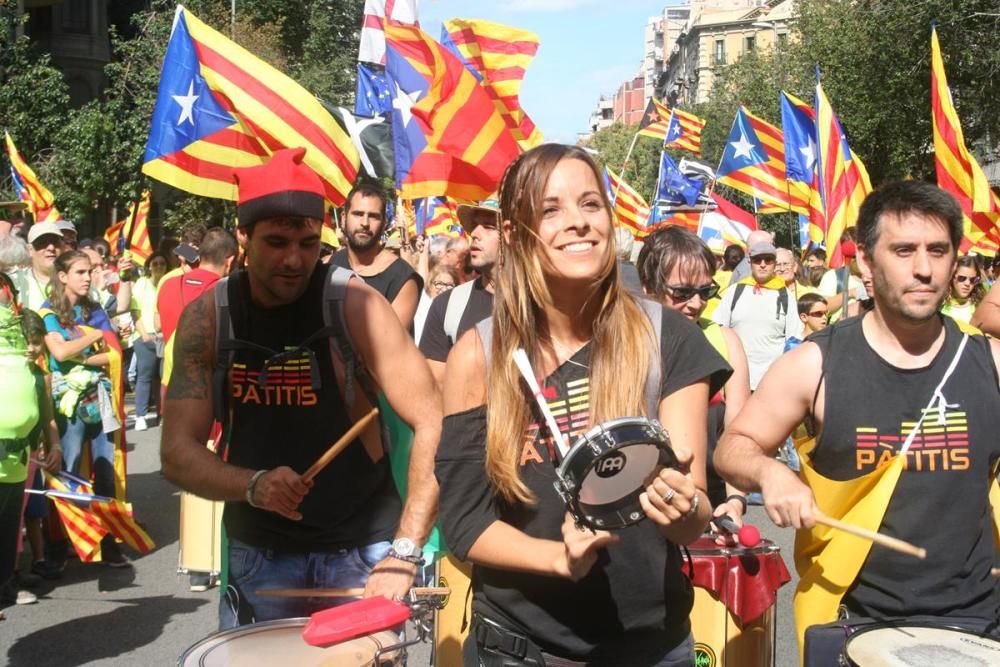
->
xmin=604 ymin=168 xmax=651 ymax=239
xmin=5 ymin=132 xmax=61 ymax=222
xmin=143 ymin=6 xmax=358 ymax=207
xmin=441 ymin=18 xmax=543 ymax=149
xmin=931 ymin=24 xmax=1000 ymax=255
xmin=106 ymin=191 xmax=154 ymax=266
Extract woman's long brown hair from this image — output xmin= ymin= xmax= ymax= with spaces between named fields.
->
xmin=49 ymin=250 xmax=98 ymax=327
xmin=486 ymin=144 xmax=654 ymax=503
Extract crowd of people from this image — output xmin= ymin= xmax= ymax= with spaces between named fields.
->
xmin=1 ymin=145 xmax=998 ymax=666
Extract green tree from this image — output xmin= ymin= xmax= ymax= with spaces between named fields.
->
xmin=581 ymin=123 xmax=662 ymax=203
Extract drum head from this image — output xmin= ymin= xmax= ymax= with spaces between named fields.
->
xmin=179 ymin=619 xmax=402 ymax=666
xmin=844 ymin=624 xmax=1000 ymax=667
xmin=558 ymin=417 xmax=675 ymax=530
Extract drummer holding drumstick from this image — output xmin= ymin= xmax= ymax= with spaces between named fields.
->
xmin=435 ymin=144 xmax=731 ymax=666
xmin=714 ymin=181 xmax=1000 ymax=656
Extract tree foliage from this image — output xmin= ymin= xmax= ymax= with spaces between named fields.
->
xmin=0 ymin=0 xmax=364 ymax=235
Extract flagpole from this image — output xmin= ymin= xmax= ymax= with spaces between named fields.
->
xmin=613 ymin=131 xmax=641 ymax=211
xmin=697 ymin=113 xmax=734 ymax=232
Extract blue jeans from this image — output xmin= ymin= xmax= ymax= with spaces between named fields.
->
xmin=59 ymin=413 xmax=116 ymax=499
xmin=132 ymin=339 xmax=159 ymax=418
xmin=218 ymin=538 xmax=392 ymax=629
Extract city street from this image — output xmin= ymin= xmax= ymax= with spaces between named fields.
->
xmin=0 ymin=416 xmax=800 ymax=666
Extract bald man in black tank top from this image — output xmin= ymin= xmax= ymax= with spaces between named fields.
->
xmin=716 ymin=182 xmax=1000 ymax=643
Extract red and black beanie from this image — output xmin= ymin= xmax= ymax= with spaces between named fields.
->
xmin=233 ymin=148 xmax=326 ymax=228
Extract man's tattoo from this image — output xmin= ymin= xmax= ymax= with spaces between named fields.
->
xmin=166 ymin=297 xmax=213 ymax=400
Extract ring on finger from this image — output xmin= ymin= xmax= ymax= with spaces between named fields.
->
xmin=683 ymin=493 xmax=701 ymax=519
xmin=662 ymin=487 xmax=677 ymax=505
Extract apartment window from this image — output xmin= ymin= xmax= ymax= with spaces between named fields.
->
xmin=714 ymin=39 xmax=726 ymax=64
xmin=745 ymin=36 xmax=756 ymax=53
xmin=777 ymin=32 xmax=788 ymax=47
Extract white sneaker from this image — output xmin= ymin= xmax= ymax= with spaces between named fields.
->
xmin=16 ymin=590 xmax=37 ymax=605
xmin=134 ymin=417 xmax=148 ymax=431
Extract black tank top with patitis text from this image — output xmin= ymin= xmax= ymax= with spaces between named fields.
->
xmin=222 ymin=265 xmax=401 ymax=552
xmin=810 ymin=315 xmax=1000 ymax=620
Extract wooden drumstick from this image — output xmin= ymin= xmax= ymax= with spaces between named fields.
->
xmin=256 ymin=586 xmax=451 ymax=598
xmin=814 ymin=511 xmax=926 ymax=559
xmin=302 ymin=407 xmax=380 ymax=483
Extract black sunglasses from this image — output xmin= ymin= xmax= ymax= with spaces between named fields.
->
xmin=955 ymin=275 xmax=980 ymax=285
xmin=664 ymin=282 xmax=720 ymax=302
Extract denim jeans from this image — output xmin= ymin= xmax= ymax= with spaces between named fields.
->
xmin=218 ymin=538 xmax=392 ymax=629
xmin=58 ymin=413 xmax=116 ymax=499
xmin=132 ymin=339 xmax=159 ymax=418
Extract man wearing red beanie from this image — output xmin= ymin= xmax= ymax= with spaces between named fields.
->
xmin=160 ymin=148 xmax=442 ymax=628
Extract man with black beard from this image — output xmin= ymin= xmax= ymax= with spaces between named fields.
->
xmin=332 ymin=184 xmax=423 ymax=330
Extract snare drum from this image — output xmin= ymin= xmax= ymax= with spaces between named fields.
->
xmin=179 ymin=619 xmax=403 ymax=666
xmin=842 ymin=623 xmax=1000 ymax=666
xmin=554 ymin=416 xmax=676 ymax=530
xmin=687 ymin=536 xmax=790 ymax=667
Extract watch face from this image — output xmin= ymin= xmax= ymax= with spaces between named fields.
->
xmin=392 ymin=537 xmax=416 ymax=557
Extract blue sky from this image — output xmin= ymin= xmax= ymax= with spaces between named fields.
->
xmin=419 ymin=1 xmax=674 ymax=143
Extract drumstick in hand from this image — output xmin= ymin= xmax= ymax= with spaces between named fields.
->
xmin=814 ymin=510 xmax=926 ymax=559
xmin=302 ymin=407 xmax=379 ymax=483
xmin=257 ymin=586 xmax=450 ymax=598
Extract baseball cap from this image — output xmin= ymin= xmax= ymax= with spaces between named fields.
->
xmin=456 ymin=195 xmax=500 ymax=234
xmin=54 ymin=219 xmax=77 ymax=235
xmin=27 ymin=221 xmax=65 ymax=245
xmin=748 ymin=241 xmax=778 ymax=258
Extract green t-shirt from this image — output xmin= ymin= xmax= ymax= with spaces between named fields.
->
xmin=0 ymin=306 xmax=40 ymax=483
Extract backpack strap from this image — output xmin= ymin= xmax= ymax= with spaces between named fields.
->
xmin=322 ymin=265 xmax=380 ymax=409
xmin=729 ymin=283 xmax=747 ymax=328
xmin=444 ymin=281 xmax=476 ymax=345
xmin=636 ymin=298 xmax=663 ymax=418
xmin=212 ymin=277 xmax=234 ymax=425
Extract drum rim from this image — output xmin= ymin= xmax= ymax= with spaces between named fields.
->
xmin=557 ymin=416 xmax=672 ymax=476
xmin=177 ymin=618 xmax=401 ymax=665
xmin=843 ymin=621 xmax=1000 ymax=662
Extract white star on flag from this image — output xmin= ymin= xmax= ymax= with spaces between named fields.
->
xmin=730 ymin=133 xmax=755 ymax=160
xmin=392 ymin=82 xmax=422 ymax=126
xmin=799 ymin=136 xmax=817 ymax=170
xmin=172 ymin=81 xmax=199 ymax=127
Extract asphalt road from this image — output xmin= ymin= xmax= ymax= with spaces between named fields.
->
xmin=0 ymin=416 xmax=800 ymax=667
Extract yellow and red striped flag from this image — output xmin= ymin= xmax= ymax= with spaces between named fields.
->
xmin=142 ymin=6 xmax=359 ymax=206
xmin=637 ymin=98 xmax=673 ymax=140
xmin=664 ymin=107 xmax=707 ymax=155
xmin=815 ymin=82 xmax=872 ymax=266
xmin=110 ymin=192 xmax=154 ymax=265
xmin=605 ymin=168 xmax=650 ymax=238
xmin=384 ymin=22 xmax=521 ymax=201
xmin=442 ymin=19 xmax=542 ymax=150
xmin=91 ymin=498 xmax=155 ymax=554
xmin=931 ymin=25 xmax=1000 ymax=255
xmin=45 ymin=473 xmax=107 ymax=562
xmin=5 ymin=132 xmax=61 ymax=222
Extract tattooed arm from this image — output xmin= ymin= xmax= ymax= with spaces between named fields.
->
xmin=160 ymin=289 xmax=310 ymax=519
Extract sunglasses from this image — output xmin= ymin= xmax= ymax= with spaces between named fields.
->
xmin=751 ymin=255 xmax=776 ymax=265
xmin=955 ymin=275 xmax=980 ymax=285
xmin=664 ymin=282 xmax=720 ymax=302
xmin=431 ymin=280 xmax=456 ymax=290
xmin=807 ymin=310 xmax=829 ymax=318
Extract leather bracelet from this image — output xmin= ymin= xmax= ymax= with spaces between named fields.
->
xmin=725 ymin=494 xmax=748 ymax=516
xmin=245 ymin=469 xmax=267 ymax=508
xmin=387 ymin=548 xmax=425 ymax=566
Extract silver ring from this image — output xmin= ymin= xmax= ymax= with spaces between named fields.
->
xmin=684 ymin=493 xmax=701 ymax=519
xmin=662 ymin=487 xmax=677 ymax=505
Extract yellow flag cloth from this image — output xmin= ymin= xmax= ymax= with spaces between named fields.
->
xmin=736 ymin=275 xmax=786 ymax=290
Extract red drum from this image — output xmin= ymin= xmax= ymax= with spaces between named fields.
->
xmin=178 ymin=619 xmax=403 ymax=666
xmin=686 ymin=536 xmax=790 ymax=667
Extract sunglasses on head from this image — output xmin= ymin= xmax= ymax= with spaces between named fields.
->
xmin=955 ymin=275 xmax=980 ymax=284
xmin=664 ymin=282 xmax=720 ymax=302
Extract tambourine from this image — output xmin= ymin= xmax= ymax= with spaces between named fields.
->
xmin=553 ymin=416 xmax=676 ymax=531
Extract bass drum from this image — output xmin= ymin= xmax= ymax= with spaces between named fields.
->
xmin=843 ymin=623 xmax=1000 ymax=666
xmin=179 ymin=619 xmax=403 ymax=666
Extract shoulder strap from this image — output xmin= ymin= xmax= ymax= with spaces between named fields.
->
xmin=322 ymin=265 xmax=380 ymax=409
xmin=778 ymin=286 xmax=789 ymax=328
xmin=444 ymin=281 xmax=476 ymax=345
xmin=212 ymin=276 xmax=234 ymax=425
xmin=636 ymin=298 xmax=663 ymax=418
xmin=729 ymin=283 xmax=747 ymax=327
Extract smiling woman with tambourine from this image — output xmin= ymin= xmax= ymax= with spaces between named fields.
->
xmin=435 ymin=144 xmax=731 ymax=667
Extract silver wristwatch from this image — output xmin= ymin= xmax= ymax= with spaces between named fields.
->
xmin=388 ymin=537 xmax=424 ymax=565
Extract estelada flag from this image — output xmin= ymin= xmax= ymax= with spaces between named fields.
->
xmin=664 ymin=107 xmax=706 ymax=155
xmin=5 ymin=132 xmax=61 ymax=223
xmin=637 ymin=98 xmax=672 ymax=140
xmin=441 ymin=18 xmax=543 ymax=149
xmin=384 ymin=22 xmax=520 ymax=201
xmin=142 ymin=6 xmax=358 ymax=206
